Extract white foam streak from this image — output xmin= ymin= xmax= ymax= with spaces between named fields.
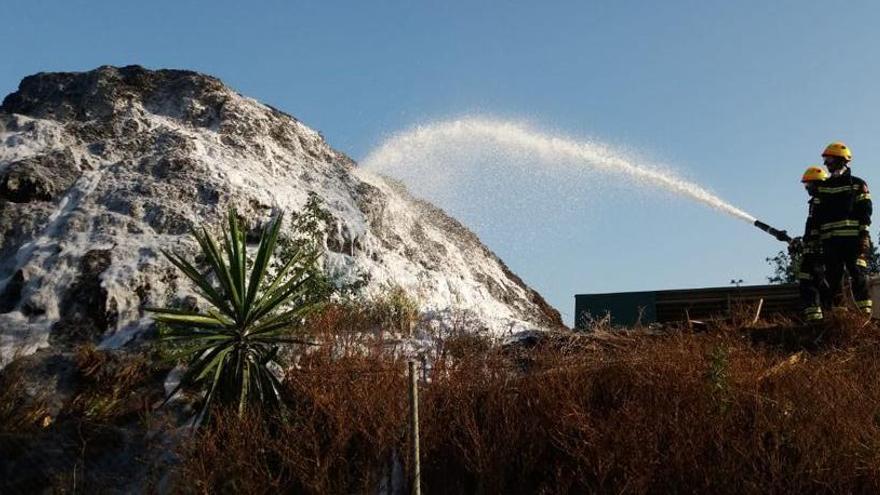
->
xmin=362 ymin=118 xmax=756 ymax=223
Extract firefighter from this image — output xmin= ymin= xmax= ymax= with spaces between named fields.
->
xmin=814 ymin=142 xmax=873 ymax=316
xmin=796 ymin=166 xmax=830 ymax=321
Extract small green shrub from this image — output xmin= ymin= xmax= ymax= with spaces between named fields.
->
xmin=368 ymin=285 xmax=420 ymax=334
xmin=149 ymin=208 xmax=324 ymax=422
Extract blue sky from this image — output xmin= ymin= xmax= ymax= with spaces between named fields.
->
xmin=4 ymin=0 xmax=880 ymax=323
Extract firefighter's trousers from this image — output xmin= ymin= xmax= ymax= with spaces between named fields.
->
xmin=822 ymin=237 xmax=873 ymax=315
xmin=798 ymin=254 xmax=828 ymax=321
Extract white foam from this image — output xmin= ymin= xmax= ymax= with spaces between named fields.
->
xmin=362 ymin=117 xmax=756 ymax=223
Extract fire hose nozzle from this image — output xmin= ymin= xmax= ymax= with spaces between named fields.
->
xmin=753 ymin=220 xmax=792 ymax=243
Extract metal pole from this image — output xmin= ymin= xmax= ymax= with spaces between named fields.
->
xmin=408 ymin=360 xmax=421 ymax=495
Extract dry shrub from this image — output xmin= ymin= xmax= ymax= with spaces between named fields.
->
xmin=177 ymin=310 xmax=880 ymax=494
xmin=177 ymin=352 xmax=408 ymax=494
xmin=302 ymin=301 xmax=380 ymax=343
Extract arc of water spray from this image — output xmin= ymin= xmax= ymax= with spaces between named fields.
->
xmin=361 ymin=118 xmax=757 ymax=224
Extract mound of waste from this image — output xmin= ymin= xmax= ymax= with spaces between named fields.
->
xmin=0 ymin=65 xmax=562 ymax=363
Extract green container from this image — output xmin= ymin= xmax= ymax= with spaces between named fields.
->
xmin=574 ymin=291 xmax=657 ymax=329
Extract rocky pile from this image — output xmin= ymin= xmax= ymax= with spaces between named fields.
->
xmin=0 ymin=65 xmax=561 ymax=362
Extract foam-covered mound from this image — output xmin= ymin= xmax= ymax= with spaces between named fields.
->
xmin=0 ymin=65 xmax=562 ymax=362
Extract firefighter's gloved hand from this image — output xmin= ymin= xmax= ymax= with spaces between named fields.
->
xmin=788 ymin=237 xmax=803 ymax=257
xmin=860 ymin=234 xmax=872 ymax=255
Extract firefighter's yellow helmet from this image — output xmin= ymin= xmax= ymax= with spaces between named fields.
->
xmin=801 ymin=166 xmax=829 ymax=183
xmin=822 ymin=141 xmax=852 ymax=162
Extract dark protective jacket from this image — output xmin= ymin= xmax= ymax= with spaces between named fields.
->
xmin=803 ymin=196 xmax=822 ymax=253
xmin=814 ymin=167 xmax=873 ymax=314
xmin=797 ymin=194 xmax=829 ymax=320
xmin=814 ymin=168 xmax=872 ymax=241
xmin=796 ymin=196 xmax=823 ymax=280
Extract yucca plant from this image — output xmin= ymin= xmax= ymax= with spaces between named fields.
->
xmin=149 ymin=209 xmax=322 ymax=423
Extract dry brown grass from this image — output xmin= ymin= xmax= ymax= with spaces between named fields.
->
xmin=62 ymin=344 xmax=169 ymax=424
xmin=174 ymin=308 xmax=880 ymax=494
xmin=1 ymin=345 xmax=175 ymax=493
xmin=0 ymin=359 xmax=50 ymax=433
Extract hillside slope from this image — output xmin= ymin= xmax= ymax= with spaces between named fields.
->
xmin=0 ymin=65 xmax=562 ymax=361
